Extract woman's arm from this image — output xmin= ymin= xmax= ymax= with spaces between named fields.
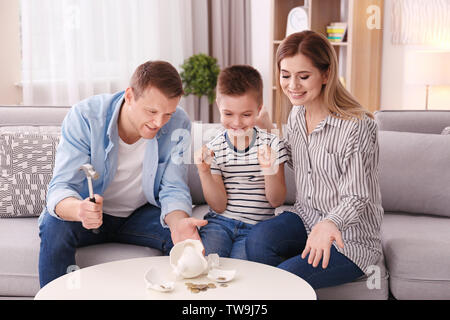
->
xmin=194 ymin=146 xmax=228 ymax=213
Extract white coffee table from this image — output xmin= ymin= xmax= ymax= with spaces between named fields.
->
xmin=34 ymin=256 xmax=316 ymax=300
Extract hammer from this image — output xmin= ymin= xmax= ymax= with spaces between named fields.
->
xmin=79 ymin=164 xmax=100 ymax=234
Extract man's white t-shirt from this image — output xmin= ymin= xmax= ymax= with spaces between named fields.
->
xmin=102 ymin=137 xmax=148 ymax=218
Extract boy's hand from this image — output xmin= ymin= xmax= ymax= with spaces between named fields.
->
xmin=255 ymin=106 xmax=275 ymax=131
xmin=194 ymin=145 xmax=215 ymax=173
xmin=257 ymin=145 xmax=278 ymax=175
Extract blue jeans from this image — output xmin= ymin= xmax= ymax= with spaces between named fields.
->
xmin=199 ymin=212 xmax=253 ymax=260
xmin=38 ymin=203 xmax=173 ymax=287
xmin=245 ymin=211 xmax=364 ymax=289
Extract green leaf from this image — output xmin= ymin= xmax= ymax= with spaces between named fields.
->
xmin=180 ymin=53 xmax=220 ymax=105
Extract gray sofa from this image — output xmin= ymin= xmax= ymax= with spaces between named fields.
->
xmin=0 ymin=106 xmax=449 ymax=300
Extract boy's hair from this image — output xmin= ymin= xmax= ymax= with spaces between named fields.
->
xmin=217 ymin=65 xmax=263 ymax=105
xmin=130 ymin=60 xmax=184 ymax=99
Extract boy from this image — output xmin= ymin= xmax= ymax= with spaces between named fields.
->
xmin=194 ymin=65 xmax=288 ymax=259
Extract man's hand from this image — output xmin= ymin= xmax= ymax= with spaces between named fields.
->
xmin=170 ymin=217 xmax=208 ymax=245
xmin=165 ymin=211 xmax=208 ymax=245
xmin=78 ymin=194 xmax=103 ymax=230
xmin=301 ymin=219 xmax=344 ymax=269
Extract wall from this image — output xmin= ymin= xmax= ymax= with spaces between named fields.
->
xmin=0 ymin=0 xmax=22 ymax=105
xmin=6 ymin=0 xmax=448 ymax=110
xmin=380 ymin=0 xmax=450 ymax=110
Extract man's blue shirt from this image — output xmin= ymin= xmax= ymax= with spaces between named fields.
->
xmin=39 ymin=91 xmax=192 ymax=227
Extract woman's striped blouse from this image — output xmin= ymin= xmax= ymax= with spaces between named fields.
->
xmin=285 ymin=105 xmax=383 ymax=274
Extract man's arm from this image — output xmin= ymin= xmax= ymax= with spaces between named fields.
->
xmin=158 ymin=112 xmax=207 ymax=244
xmin=45 ymin=106 xmax=104 ymax=229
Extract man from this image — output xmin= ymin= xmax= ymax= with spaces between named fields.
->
xmin=38 ymin=61 xmax=207 ymax=287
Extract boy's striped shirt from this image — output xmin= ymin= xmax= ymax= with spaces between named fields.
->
xmin=206 ymin=127 xmax=288 ymax=225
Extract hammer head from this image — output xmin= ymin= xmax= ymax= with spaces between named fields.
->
xmin=79 ymin=164 xmax=99 ymax=180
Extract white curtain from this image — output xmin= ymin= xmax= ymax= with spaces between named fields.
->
xmin=391 ymin=0 xmax=450 ymax=45
xmin=20 ymin=0 xmax=197 ymax=110
xmin=205 ymin=0 xmax=252 ymax=122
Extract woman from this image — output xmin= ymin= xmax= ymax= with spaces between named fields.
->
xmin=247 ymin=30 xmax=383 ymax=289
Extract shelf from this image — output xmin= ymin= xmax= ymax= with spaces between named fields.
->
xmin=330 ymin=42 xmax=349 ymax=46
xmin=270 ymin=0 xmax=383 ymax=123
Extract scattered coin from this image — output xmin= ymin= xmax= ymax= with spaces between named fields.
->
xmin=220 ymin=283 xmax=228 ymax=287
xmin=185 ymin=281 xmax=225 ymax=293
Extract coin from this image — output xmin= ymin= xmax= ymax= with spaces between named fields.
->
xmin=196 ymin=284 xmax=208 ymax=290
xmin=220 ymin=283 xmax=228 ymax=287
xmin=190 ymin=288 xmax=200 ymax=293
xmin=207 ymin=283 xmax=216 ymax=288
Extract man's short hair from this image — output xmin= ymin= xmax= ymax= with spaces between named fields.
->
xmin=217 ymin=65 xmax=263 ymax=105
xmin=130 ymin=61 xmax=184 ymax=99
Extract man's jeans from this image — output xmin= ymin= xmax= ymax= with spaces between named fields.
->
xmin=199 ymin=212 xmax=253 ymax=260
xmin=245 ymin=211 xmax=364 ymax=289
xmin=38 ymin=203 xmax=173 ymax=288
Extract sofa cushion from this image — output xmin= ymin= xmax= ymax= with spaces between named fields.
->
xmin=0 ymin=217 xmax=163 ymax=297
xmin=0 ymin=126 xmax=61 ymax=217
xmin=378 ymin=131 xmax=450 ymax=218
xmin=375 ymin=110 xmax=450 ymax=134
xmin=382 ymin=212 xmax=450 ymax=299
xmin=316 ymin=255 xmax=389 ymax=300
xmin=0 ymin=217 xmax=40 ymax=296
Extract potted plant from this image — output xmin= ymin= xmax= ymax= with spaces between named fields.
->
xmin=180 ymin=53 xmax=220 ymax=122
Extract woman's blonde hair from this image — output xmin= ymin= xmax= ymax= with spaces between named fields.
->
xmin=275 ymin=30 xmax=373 ymax=131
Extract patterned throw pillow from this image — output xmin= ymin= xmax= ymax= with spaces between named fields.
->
xmin=0 ymin=126 xmax=61 ymax=218
xmin=442 ymin=127 xmax=450 ymax=135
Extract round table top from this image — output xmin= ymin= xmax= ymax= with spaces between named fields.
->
xmin=35 ymin=256 xmax=316 ymax=300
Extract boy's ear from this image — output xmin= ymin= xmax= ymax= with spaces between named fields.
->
xmin=215 ymin=95 xmax=222 ymax=109
xmin=257 ymin=104 xmax=263 ymax=114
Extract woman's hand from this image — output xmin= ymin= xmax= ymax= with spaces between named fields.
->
xmin=301 ymin=219 xmax=344 ymax=269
